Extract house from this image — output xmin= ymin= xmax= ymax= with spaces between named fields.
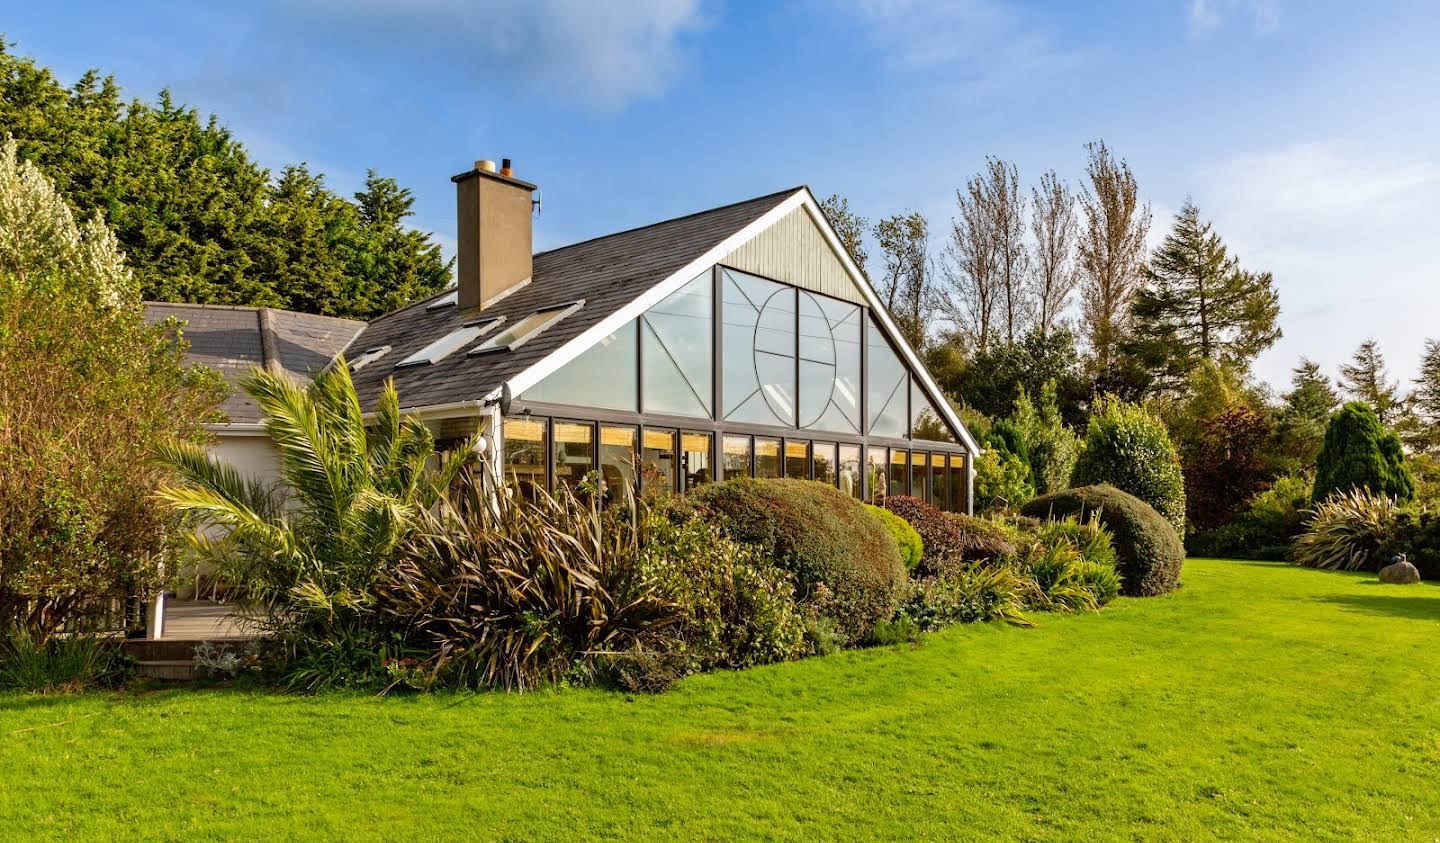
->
xmin=150 ymin=159 xmax=978 ymax=514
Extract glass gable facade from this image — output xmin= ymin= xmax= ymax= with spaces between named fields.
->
xmin=504 ymin=263 xmax=973 ymax=511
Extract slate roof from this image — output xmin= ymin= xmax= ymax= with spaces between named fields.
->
xmin=143 ymin=303 xmax=365 ymax=423
xmin=346 ymin=187 xmax=800 ymax=411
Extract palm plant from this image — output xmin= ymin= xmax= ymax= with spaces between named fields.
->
xmin=155 ymin=361 xmax=477 ymax=689
xmin=1292 ymin=488 xmax=1397 ymax=571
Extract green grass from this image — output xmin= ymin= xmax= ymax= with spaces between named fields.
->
xmin=3 ymin=559 xmax=1438 ymax=841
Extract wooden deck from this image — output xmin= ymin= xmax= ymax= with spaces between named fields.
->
xmin=160 ymin=600 xmax=258 ymax=640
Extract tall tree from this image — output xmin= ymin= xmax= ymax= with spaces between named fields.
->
xmin=1405 ymin=338 xmax=1440 ymax=454
xmin=940 ymin=175 xmax=998 ymax=353
xmin=1127 ymin=200 xmax=1281 ymax=390
xmin=1272 ymin=357 xmax=1341 ymax=472
xmin=1029 ymin=169 xmax=1078 ymax=337
xmin=982 ymin=157 xmax=1030 ymax=344
xmin=819 ymin=193 xmax=868 ymax=275
xmin=0 ymin=40 xmax=449 ymax=319
xmin=873 ymin=211 xmax=930 ymax=349
xmin=1340 ymin=340 xmax=1401 ymax=424
xmin=1077 ymin=140 xmax=1150 ymax=372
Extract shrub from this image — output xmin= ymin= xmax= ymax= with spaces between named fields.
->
xmin=899 ymin=567 xmax=1034 ymax=629
xmin=1186 ymin=474 xmax=1311 ymax=560
xmin=1071 ymin=397 xmax=1187 ymax=535
xmin=973 ymin=447 xmax=1035 ymax=515
xmin=1183 ymin=405 xmax=1273 ymax=531
xmin=865 ymin=504 xmax=924 ymax=571
xmin=0 ymin=630 xmax=131 ymax=693
xmin=383 ymin=478 xmax=679 ymax=692
xmin=1037 ymin=516 xmax=1119 ymax=572
xmin=880 ymin=496 xmax=1018 ymax=576
xmin=1010 ymin=382 xmax=1079 ymax=495
xmin=689 ymin=479 xmax=907 ymax=645
xmin=1292 ymin=488 xmax=1397 ymax=571
xmin=1312 ymin=402 xmax=1414 ymax=505
xmin=1380 ymin=509 xmax=1440 ymax=581
xmin=1021 ymin=484 xmax=1185 ymax=597
xmin=1008 ymin=540 xmax=1099 ymax=613
xmin=642 ymin=505 xmax=806 ymax=672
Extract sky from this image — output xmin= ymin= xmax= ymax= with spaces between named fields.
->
xmin=6 ymin=0 xmax=1439 ymax=391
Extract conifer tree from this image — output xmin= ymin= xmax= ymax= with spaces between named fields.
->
xmin=1273 ymin=358 xmax=1341 ymax=471
xmin=1405 ymin=338 xmax=1440 ymax=454
xmin=1127 ymin=200 xmax=1280 ymax=391
xmin=1339 ymin=339 xmax=1401 ymax=424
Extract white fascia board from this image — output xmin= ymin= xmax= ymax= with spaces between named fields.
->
xmin=206 ymin=422 xmax=269 ymax=436
xmin=497 ymin=189 xmax=810 ymax=400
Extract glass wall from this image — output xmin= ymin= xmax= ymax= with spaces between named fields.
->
xmin=812 ymin=442 xmax=837 ymax=485
xmin=798 ymin=293 xmax=862 ymax=434
xmin=910 ymin=450 xmax=930 ymax=501
xmin=681 ymin=432 xmax=713 ymax=490
xmin=754 ymin=436 xmax=782 ymax=478
xmin=866 ymin=446 xmax=888 ymax=500
xmin=949 ymin=453 xmax=969 ymax=514
xmin=522 ymin=321 xmax=637 ymax=411
xmin=643 ymin=273 xmax=713 ymax=418
xmin=912 ymin=379 xmax=957 ymax=444
xmin=599 ymin=425 xmax=636 ymax=505
xmin=641 ymin=428 xmax=676 ymax=493
xmin=868 ymin=328 xmax=908 ymax=437
xmin=839 ymin=444 xmax=861 ymax=498
xmin=723 ymin=270 xmax=797 ymax=426
xmin=889 ymin=449 xmax=909 ymax=498
xmin=930 ymin=452 xmax=948 ymax=510
xmin=784 ymin=440 xmax=809 ymax=479
xmin=552 ymin=421 xmax=594 ymax=492
xmin=503 ymin=418 xmax=548 ymax=499
xmin=722 ymin=434 xmax=751 ymax=479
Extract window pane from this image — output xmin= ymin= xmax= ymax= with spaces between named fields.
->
xmin=503 ymin=417 xmax=548 ymax=501
xmin=868 ymin=327 xmax=908 ymax=437
xmin=641 ymin=428 xmax=676 ymax=494
xmin=838 ymin=444 xmax=862 ymax=499
xmin=681 ymin=432 xmax=713 ymax=490
xmin=931 ymin=452 xmax=949 ymax=511
xmin=950 ymin=453 xmax=969 ymax=514
xmin=722 ymin=435 xmax=751 ymax=480
xmin=523 ymin=320 xmax=637 ymax=411
xmin=599 ymin=425 xmax=636 ymax=506
xmin=801 ymin=294 xmax=861 ymax=434
xmin=754 ymin=436 xmax=781 ymax=479
xmin=471 ymin=305 xmax=578 ymax=354
xmin=552 ymin=422 xmax=594 ymax=492
xmin=784 ymin=440 xmax=809 ymax=479
xmin=911 ymin=451 xmax=930 ymax=500
xmin=889 ymin=449 xmax=909 ymax=498
xmin=723 ymin=270 xmax=795 ymax=427
xmin=912 ymin=379 xmax=958 ymax=443
xmin=642 ymin=273 xmax=713 ymax=418
xmin=866 ymin=446 xmax=888 ymax=500
xmin=812 ymin=442 xmax=837 ymax=485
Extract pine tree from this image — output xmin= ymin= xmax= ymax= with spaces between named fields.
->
xmin=1312 ymin=402 xmax=1413 ymax=504
xmin=1406 ymin=338 xmax=1440 ymax=454
xmin=1273 ymin=358 xmax=1341 ymax=472
xmin=1127 ymin=200 xmax=1281 ymax=391
xmin=1339 ymin=340 xmax=1401 ymax=424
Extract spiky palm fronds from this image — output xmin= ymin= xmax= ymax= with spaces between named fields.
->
xmin=1293 ymin=488 xmax=1397 ymax=571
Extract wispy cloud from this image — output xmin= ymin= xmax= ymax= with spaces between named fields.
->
xmin=836 ymin=0 xmax=1090 ymax=98
xmin=1189 ymin=0 xmax=1280 ymax=36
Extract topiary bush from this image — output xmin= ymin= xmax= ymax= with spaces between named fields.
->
xmin=865 ymin=504 xmax=923 ymax=571
xmin=1021 ymin=484 xmax=1185 ymax=597
xmin=880 ymin=496 xmax=1016 ymax=576
xmin=1312 ymin=402 xmax=1414 ymax=505
xmin=1071 ymin=397 xmax=1187 ymax=535
xmin=690 ymin=479 xmax=906 ymax=645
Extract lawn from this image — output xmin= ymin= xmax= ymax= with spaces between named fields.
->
xmin=2 ymin=559 xmax=1437 ymax=841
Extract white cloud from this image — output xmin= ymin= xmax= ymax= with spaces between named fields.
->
xmin=276 ymin=0 xmax=709 ymax=110
xmin=1194 ymin=141 xmax=1440 ymax=388
xmin=837 ymin=0 xmax=1089 ymax=97
xmin=1189 ymin=0 xmax=1280 ymax=36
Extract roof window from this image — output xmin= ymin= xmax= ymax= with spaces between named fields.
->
xmin=469 ymin=300 xmax=584 ymax=356
xmin=395 ymin=316 xmax=504 ymax=368
xmin=348 ymin=346 xmax=392 ymax=372
xmin=425 ymin=290 xmax=459 ymax=311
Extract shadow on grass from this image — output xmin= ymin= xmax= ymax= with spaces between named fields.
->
xmin=1312 ymin=592 xmax=1440 ymax=621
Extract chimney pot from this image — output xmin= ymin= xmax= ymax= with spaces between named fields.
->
xmin=476 ymin=159 xmax=497 ymax=173
xmin=500 ymin=158 xmax=513 ymax=177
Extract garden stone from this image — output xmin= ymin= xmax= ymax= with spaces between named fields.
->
xmin=1379 ymin=558 xmax=1421 ymax=585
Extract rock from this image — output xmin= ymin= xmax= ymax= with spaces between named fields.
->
xmin=1379 ymin=560 xmax=1421 ymax=584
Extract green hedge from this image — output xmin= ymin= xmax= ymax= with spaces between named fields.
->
xmin=1021 ymin=484 xmax=1185 ymax=597
xmin=691 ymin=479 xmax=906 ymax=644
xmin=866 ymin=504 xmax=923 ymax=571
xmin=880 ymin=496 xmax=1016 ymax=576
xmin=1071 ymin=398 xmax=1187 ymax=535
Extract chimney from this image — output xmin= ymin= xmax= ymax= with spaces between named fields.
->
xmin=452 ymin=158 xmax=537 ymax=310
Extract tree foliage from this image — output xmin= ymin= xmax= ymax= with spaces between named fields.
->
xmin=0 ymin=139 xmax=223 ymax=639
xmin=1182 ymin=405 xmax=1274 ymax=531
xmin=1078 ymin=141 xmax=1150 ymax=372
xmin=0 ymin=40 xmax=449 ymax=319
xmin=1311 ymin=402 xmax=1414 ymax=505
xmin=1071 ymin=397 xmax=1187 ymax=535
xmin=1339 ymin=340 xmax=1400 ymax=425
xmin=1011 ymin=381 xmax=1080 ymax=495
xmin=873 ymin=211 xmax=930 ymax=349
xmin=818 ymin=193 xmax=868 ymax=275
xmin=1272 ymin=358 xmax=1340 ymax=473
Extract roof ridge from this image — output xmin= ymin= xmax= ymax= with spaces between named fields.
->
xmin=144 ymin=300 xmax=366 ymax=327
xmin=532 ymin=186 xmax=805 ymax=259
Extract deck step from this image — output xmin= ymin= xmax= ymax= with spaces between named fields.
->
xmin=135 ymin=660 xmax=199 ymax=680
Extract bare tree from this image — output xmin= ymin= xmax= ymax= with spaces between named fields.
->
xmin=939 ymin=176 xmax=998 ymax=354
xmin=982 ymin=157 xmax=1030 ymax=344
xmin=1077 ymin=140 xmax=1151 ymax=370
xmin=1029 ymin=168 xmax=1078 ymax=336
xmin=874 ymin=211 xmax=931 ymax=349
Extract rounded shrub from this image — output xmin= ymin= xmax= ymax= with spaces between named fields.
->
xmin=1071 ymin=397 xmax=1186 ymax=535
xmin=880 ymin=496 xmax=1016 ymax=576
xmin=1312 ymin=402 xmax=1414 ymax=505
xmin=865 ymin=504 xmax=923 ymax=571
xmin=690 ymin=479 xmax=906 ymax=644
xmin=1021 ymin=484 xmax=1185 ymax=597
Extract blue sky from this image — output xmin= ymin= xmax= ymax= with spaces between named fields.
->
xmin=7 ymin=0 xmax=1439 ymax=390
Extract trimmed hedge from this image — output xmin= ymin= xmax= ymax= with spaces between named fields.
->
xmin=880 ymin=496 xmax=1016 ymax=576
xmin=1071 ymin=398 xmax=1187 ymax=535
xmin=691 ymin=479 xmax=906 ymax=644
xmin=866 ymin=504 xmax=923 ymax=571
xmin=1021 ymin=484 xmax=1184 ymax=597
xmin=1313 ymin=402 xmax=1414 ymax=505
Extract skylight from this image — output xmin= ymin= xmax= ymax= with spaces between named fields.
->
xmin=348 ymin=346 xmax=392 ymax=372
xmin=425 ymin=290 xmax=458 ymax=311
xmin=395 ymin=317 xmax=504 ymax=368
xmin=469 ymin=301 xmax=584 ymax=356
